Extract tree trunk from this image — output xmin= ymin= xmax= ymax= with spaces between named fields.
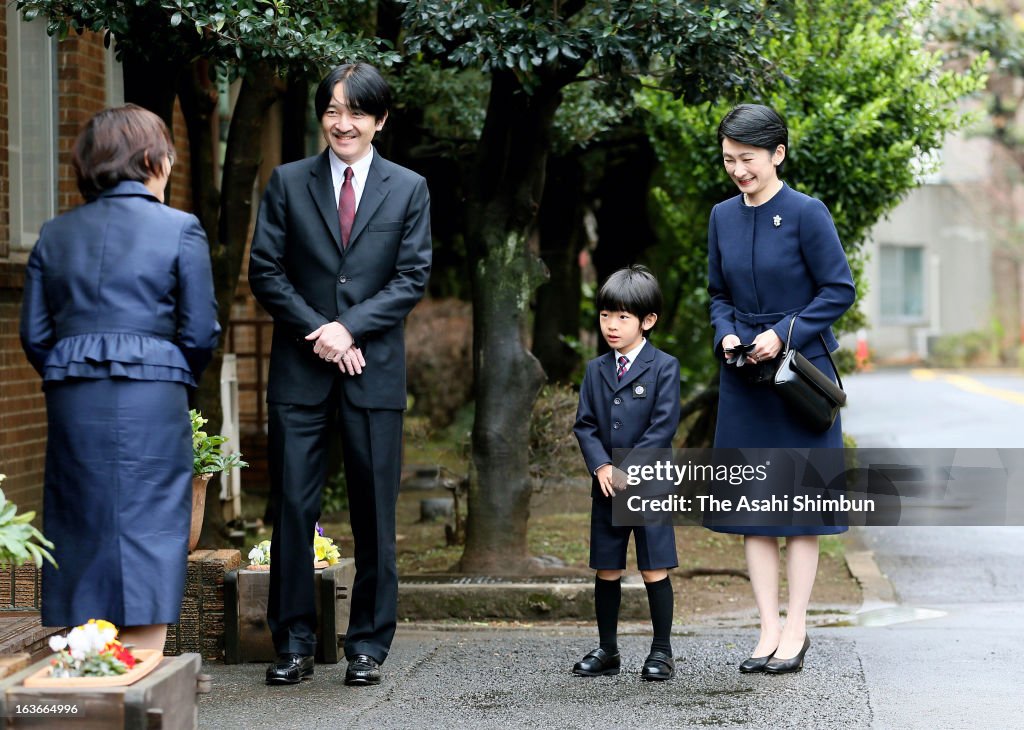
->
xmin=177 ymin=62 xmax=220 ymax=241
xmin=532 ymin=152 xmax=587 ymax=384
xmin=280 ymin=78 xmax=309 ymax=165
xmin=195 ymin=64 xmax=282 ymax=546
xmin=459 ymin=71 xmax=562 ymax=573
xmin=121 ymin=52 xmax=181 ymax=206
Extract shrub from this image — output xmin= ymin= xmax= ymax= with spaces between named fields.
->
xmin=529 ymin=384 xmax=583 ymax=490
xmin=405 ymin=297 xmax=474 ymax=428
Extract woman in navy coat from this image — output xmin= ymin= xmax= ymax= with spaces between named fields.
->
xmin=19 ymin=105 xmax=220 ymax=651
xmin=706 ymin=105 xmax=855 ymax=674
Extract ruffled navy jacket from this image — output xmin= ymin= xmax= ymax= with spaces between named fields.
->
xmin=707 ymin=183 xmax=856 ymax=358
xmin=19 ymin=181 xmax=220 ymax=386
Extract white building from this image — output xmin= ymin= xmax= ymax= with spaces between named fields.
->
xmin=852 ymin=132 xmax=1009 ymax=363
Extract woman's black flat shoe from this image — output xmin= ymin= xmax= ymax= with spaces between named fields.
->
xmin=763 ymin=636 xmax=810 ymax=674
xmin=739 ymin=652 xmax=775 ymax=673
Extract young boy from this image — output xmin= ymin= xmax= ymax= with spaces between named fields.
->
xmin=572 ymin=265 xmax=681 ymax=681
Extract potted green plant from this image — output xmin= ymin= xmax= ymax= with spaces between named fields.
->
xmin=0 ymin=474 xmax=56 ymax=569
xmin=190 ymin=410 xmax=247 ymax=551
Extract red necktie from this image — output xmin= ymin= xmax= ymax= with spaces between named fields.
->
xmin=338 ymin=167 xmax=355 ymax=248
xmin=616 ymin=355 xmax=628 ymax=380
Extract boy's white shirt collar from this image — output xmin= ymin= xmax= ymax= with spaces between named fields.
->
xmin=615 ymin=338 xmax=646 ymax=370
xmin=329 ymin=146 xmax=374 ymax=208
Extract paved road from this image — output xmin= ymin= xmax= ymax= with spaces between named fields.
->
xmin=197 ymin=368 xmax=1023 ymax=729
xmin=839 ymin=368 xmax=1024 ymax=729
xmin=198 ymin=627 xmax=870 ymax=729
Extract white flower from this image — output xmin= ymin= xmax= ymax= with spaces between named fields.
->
xmin=67 ymin=623 xmax=106 ymax=655
xmin=248 ymin=547 xmax=262 ymax=561
xmin=70 ymin=649 xmax=86 ymax=661
xmin=48 ymin=635 xmax=67 ymax=652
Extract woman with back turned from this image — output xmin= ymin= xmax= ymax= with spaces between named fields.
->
xmin=20 ymin=105 xmax=220 ymax=651
xmin=705 ymin=104 xmax=855 ymax=674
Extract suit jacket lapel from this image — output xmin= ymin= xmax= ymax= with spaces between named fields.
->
xmin=617 ymin=345 xmax=654 ymax=391
xmin=307 ymin=150 xmax=341 ymax=249
xmin=346 ymin=151 xmax=391 ymax=251
xmin=599 ymin=350 xmax=619 ymax=391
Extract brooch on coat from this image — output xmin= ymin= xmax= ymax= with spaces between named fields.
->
xmin=773 ymin=215 xmax=782 ymax=228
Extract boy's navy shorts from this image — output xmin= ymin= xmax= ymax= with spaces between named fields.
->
xmin=589 ymin=494 xmax=678 ymax=571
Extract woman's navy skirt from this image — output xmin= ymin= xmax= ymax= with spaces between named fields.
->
xmin=41 ymin=378 xmax=191 ymax=627
xmin=709 ymin=352 xmax=847 ymax=537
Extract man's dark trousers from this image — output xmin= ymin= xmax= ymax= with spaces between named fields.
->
xmin=267 ymin=382 xmax=402 ymax=661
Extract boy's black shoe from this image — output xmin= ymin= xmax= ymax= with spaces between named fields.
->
xmin=640 ymin=650 xmax=675 ymax=681
xmin=572 ymin=647 xmax=621 ymax=676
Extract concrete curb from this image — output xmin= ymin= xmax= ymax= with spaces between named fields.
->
xmin=843 ymin=527 xmax=898 ymax=610
xmin=397 ymin=581 xmax=649 ymax=621
xmin=393 ymin=530 xmax=885 ymax=623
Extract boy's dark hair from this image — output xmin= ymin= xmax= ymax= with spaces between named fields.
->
xmin=315 ymin=63 xmax=391 ymax=121
xmin=72 ymin=104 xmax=175 ymax=201
xmin=596 ymin=265 xmax=663 ymax=321
xmin=717 ymin=103 xmax=789 ymax=173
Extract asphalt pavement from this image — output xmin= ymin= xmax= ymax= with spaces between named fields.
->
xmin=197 ymin=368 xmax=1024 ymax=729
xmin=198 ymin=627 xmax=870 ymax=729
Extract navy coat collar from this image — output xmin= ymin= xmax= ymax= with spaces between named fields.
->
xmin=734 ymin=180 xmax=792 ymax=217
xmin=96 ymin=180 xmax=160 ymax=201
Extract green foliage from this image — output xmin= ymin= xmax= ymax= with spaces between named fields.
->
xmin=934 ymin=1 xmax=1023 ymax=75
xmin=0 ymin=475 xmax=57 ymax=569
xmin=190 ymin=409 xmax=248 ymax=477
xmin=400 ymin=1 xmax=781 ymax=98
xmin=638 ymin=0 xmax=986 ymax=395
xmin=390 ymin=63 xmax=489 ymax=151
xmin=16 ymin=0 xmax=399 ymax=77
xmin=322 ymin=470 xmax=349 ymax=516
xmin=934 ymin=3 xmax=1024 ymax=175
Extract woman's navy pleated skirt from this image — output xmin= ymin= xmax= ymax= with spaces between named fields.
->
xmin=41 ymin=378 xmax=191 ymax=627
xmin=709 ymin=352 xmax=848 ymax=537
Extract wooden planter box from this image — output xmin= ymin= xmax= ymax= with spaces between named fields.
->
xmin=223 ymin=558 xmax=355 ymax=664
xmin=0 ymin=653 xmax=207 ymax=729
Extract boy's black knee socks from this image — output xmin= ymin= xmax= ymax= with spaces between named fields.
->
xmin=645 ymin=576 xmax=673 ymax=654
xmin=595 ymin=576 xmax=621 ymax=653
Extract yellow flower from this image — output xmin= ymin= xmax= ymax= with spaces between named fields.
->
xmin=313 ymin=535 xmax=340 ymax=565
xmin=87 ymin=619 xmax=118 ymax=637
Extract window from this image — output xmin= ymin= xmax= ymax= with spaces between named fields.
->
xmin=6 ymin=8 xmax=58 ymax=252
xmin=880 ymin=245 xmax=925 ymax=321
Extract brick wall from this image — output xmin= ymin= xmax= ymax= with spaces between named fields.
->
xmin=0 ymin=11 xmax=44 ymax=513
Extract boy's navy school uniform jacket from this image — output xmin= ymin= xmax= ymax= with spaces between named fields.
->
xmin=574 ymin=341 xmax=681 ymax=499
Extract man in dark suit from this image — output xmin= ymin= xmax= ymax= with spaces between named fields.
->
xmin=249 ymin=63 xmax=431 ymax=687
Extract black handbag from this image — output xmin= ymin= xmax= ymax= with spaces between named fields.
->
xmin=773 ymin=316 xmax=847 ymax=432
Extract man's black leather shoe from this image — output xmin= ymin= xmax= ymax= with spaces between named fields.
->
xmin=641 ymin=650 xmax=675 ymax=681
xmin=265 ymin=654 xmax=314 ymax=685
xmin=572 ymin=647 xmax=621 ymax=676
xmin=345 ymin=654 xmax=382 ymax=686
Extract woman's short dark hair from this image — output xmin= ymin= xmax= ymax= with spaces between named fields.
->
xmin=315 ymin=63 xmax=391 ymax=121
xmin=72 ymin=104 xmax=175 ymax=201
xmin=596 ymin=265 xmax=663 ymax=322
xmin=717 ymin=104 xmax=789 ymax=171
